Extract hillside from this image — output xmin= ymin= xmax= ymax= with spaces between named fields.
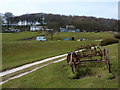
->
xmin=3 ymin=43 xmax=119 ymax=88
xmin=2 ymin=13 xmax=118 ymax=32
xmin=2 ymin=31 xmax=115 ymax=71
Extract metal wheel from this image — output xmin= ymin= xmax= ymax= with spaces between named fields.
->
xmin=107 ymin=58 xmax=111 ymax=73
xmin=71 ymin=57 xmax=77 ymax=73
xmin=104 ymin=49 xmax=111 ymax=73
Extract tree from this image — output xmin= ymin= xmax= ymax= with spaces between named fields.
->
xmin=3 ymin=12 xmax=118 ymax=32
xmin=4 ymin=12 xmax=14 ymax=28
xmin=47 ymin=29 xmax=54 ymax=40
xmin=0 ymin=16 xmax=2 ymax=33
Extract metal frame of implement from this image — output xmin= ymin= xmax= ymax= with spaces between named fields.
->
xmin=66 ymin=44 xmax=111 ymax=73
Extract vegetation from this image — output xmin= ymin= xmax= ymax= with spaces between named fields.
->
xmin=2 ymin=25 xmax=31 ymax=32
xmin=2 ymin=12 xmax=118 ymax=32
xmin=2 ymin=40 xmax=98 ymax=71
xmin=2 ymin=31 xmax=40 ymax=42
xmin=2 ymin=32 xmax=96 ymax=71
xmin=114 ymin=33 xmax=120 ymax=39
xmin=2 ymin=43 xmax=119 ymax=88
xmin=100 ymin=38 xmax=119 ymax=46
xmin=1 ymin=12 xmax=119 ymax=88
xmin=2 ymin=56 xmax=66 ymax=82
xmin=2 ymin=32 xmax=116 ymax=71
xmin=46 ymin=32 xmax=114 ymax=40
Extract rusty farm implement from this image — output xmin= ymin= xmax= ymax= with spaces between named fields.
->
xmin=66 ymin=44 xmax=111 ymax=74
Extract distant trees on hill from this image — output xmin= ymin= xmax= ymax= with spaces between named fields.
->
xmin=45 ymin=14 xmax=118 ymax=32
xmin=2 ymin=12 xmax=118 ymax=32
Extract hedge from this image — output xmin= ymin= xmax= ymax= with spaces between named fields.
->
xmin=100 ymin=38 xmax=119 ymax=46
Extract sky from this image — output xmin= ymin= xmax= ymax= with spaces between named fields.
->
xmin=0 ymin=0 xmax=119 ymax=19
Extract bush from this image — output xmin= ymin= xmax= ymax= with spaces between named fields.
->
xmin=106 ymin=73 xmax=115 ymax=79
xmin=114 ymin=33 xmax=120 ymax=39
xmin=100 ymin=38 xmax=119 ymax=46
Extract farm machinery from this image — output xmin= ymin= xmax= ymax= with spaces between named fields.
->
xmin=66 ymin=44 xmax=111 ymax=74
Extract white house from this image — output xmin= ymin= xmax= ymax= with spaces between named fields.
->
xmin=30 ymin=26 xmax=46 ymax=31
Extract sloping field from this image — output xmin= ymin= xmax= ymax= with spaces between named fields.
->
xmin=2 ymin=32 xmax=114 ymax=71
xmin=2 ymin=31 xmax=40 ymax=42
xmin=2 ymin=43 xmax=119 ymax=88
xmin=46 ymin=32 xmax=114 ymax=40
xmin=3 ymin=40 xmax=98 ymax=71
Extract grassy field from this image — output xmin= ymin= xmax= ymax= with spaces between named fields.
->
xmin=2 ymin=43 xmax=119 ymax=88
xmin=46 ymin=32 xmax=114 ymax=40
xmin=2 ymin=40 xmax=99 ymax=71
xmin=2 ymin=31 xmax=47 ymax=42
xmin=2 ymin=31 xmax=115 ymax=71
xmin=2 ymin=31 xmax=114 ymax=42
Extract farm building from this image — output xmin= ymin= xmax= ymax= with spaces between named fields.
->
xmin=66 ymin=25 xmax=75 ymax=30
xmin=30 ymin=26 xmax=46 ymax=31
xmin=60 ymin=25 xmax=80 ymax=32
xmin=5 ymin=28 xmax=21 ymax=33
xmin=60 ymin=27 xmax=68 ymax=32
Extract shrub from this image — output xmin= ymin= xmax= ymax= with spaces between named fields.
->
xmin=114 ymin=33 xmax=120 ymax=39
xmin=106 ymin=73 xmax=115 ymax=79
xmin=100 ymin=38 xmax=119 ymax=46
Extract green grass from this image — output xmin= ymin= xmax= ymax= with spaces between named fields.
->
xmin=2 ymin=31 xmax=114 ymax=42
xmin=2 ymin=32 xmax=119 ymax=88
xmin=2 ymin=40 xmax=99 ymax=71
xmin=2 ymin=43 xmax=119 ymax=88
xmin=2 ymin=31 xmax=115 ymax=71
xmin=46 ymin=32 xmax=114 ymax=40
xmin=1 ymin=56 xmax=66 ymax=82
xmin=2 ymin=31 xmax=46 ymax=42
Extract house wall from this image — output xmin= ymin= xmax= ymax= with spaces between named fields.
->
xmin=68 ymin=30 xmax=75 ymax=32
xmin=60 ymin=28 xmax=68 ymax=32
xmin=30 ymin=26 xmax=43 ymax=31
xmin=75 ymin=29 xmax=80 ymax=32
xmin=30 ymin=27 xmax=39 ymax=31
xmin=60 ymin=26 xmax=80 ymax=32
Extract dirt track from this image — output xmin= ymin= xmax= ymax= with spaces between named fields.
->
xmin=0 ymin=54 xmax=67 ymax=85
xmin=17 ymin=34 xmax=49 ymax=41
xmin=0 ymin=49 xmax=84 ymax=85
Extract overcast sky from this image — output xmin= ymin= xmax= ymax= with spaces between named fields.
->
xmin=0 ymin=0 xmax=119 ymax=19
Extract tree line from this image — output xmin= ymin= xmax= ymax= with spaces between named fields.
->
xmin=1 ymin=12 xmax=119 ymax=32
